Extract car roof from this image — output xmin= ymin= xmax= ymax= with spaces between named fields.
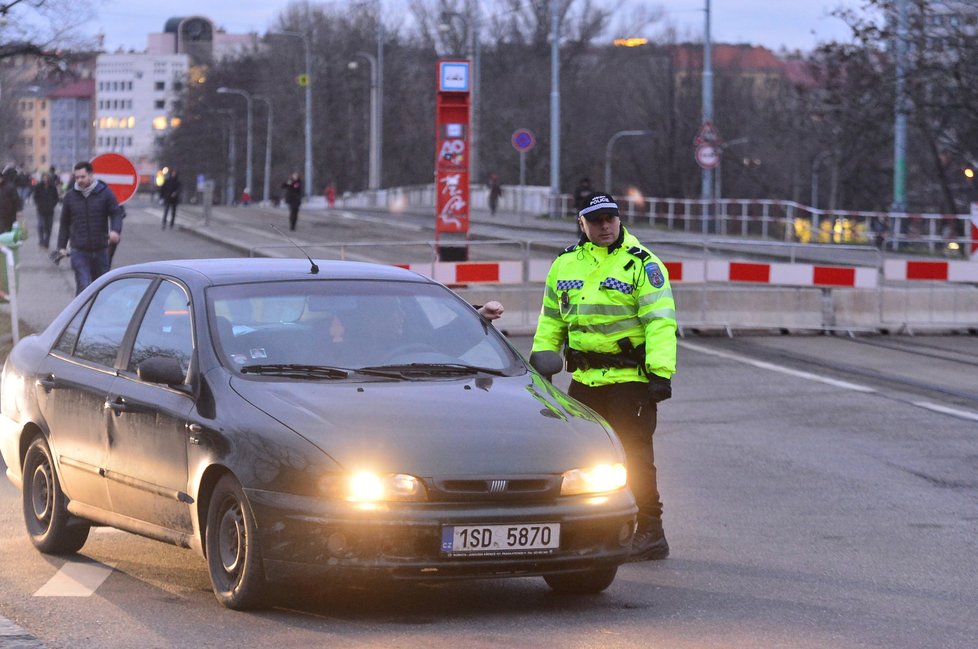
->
xmin=114 ymin=258 xmax=431 ymax=286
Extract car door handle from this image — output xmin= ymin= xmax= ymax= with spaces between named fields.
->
xmin=104 ymin=398 xmax=129 ymax=414
xmin=36 ymin=374 xmax=57 ymax=391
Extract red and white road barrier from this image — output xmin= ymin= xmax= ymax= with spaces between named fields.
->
xmin=884 ymin=259 xmax=978 ymax=283
xmin=406 ymin=259 xmax=878 ymax=288
xmin=398 ymin=260 xmax=523 ymax=285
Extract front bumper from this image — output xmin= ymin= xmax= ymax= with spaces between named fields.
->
xmin=246 ymin=488 xmax=638 ymax=583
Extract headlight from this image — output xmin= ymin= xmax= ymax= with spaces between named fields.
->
xmin=321 ymin=471 xmax=427 ymax=502
xmin=560 ymin=463 xmax=627 ymax=496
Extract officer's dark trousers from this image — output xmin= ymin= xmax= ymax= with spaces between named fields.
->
xmin=568 ymin=380 xmax=662 ymax=519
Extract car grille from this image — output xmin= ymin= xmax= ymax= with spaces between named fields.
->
xmin=426 ymin=475 xmax=561 ymax=502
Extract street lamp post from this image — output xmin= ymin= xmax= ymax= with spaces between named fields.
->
xmin=349 ymin=52 xmax=380 ymax=190
xmin=271 ymin=30 xmax=314 ymax=198
xmin=604 ymin=130 xmax=654 ymax=194
xmin=216 ymin=109 xmax=237 ymax=206
xmin=254 ymin=95 xmax=273 ymax=204
xmin=217 ymin=87 xmax=253 ymax=203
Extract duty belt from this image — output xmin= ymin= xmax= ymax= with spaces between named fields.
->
xmin=565 ymin=346 xmax=645 ymax=372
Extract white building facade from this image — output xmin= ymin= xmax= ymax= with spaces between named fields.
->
xmin=93 ymin=16 xmax=256 ymax=182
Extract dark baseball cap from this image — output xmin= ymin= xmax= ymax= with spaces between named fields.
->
xmin=578 ymin=192 xmax=620 ymax=221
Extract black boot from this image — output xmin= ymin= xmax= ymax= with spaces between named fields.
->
xmin=629 ymin=515 xmax=669 ymax=561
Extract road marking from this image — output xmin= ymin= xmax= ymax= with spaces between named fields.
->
xmin=34 ymin=560 xmax=114 ymax=597
xmin=911 ymin=401 xmax=978 ymax=422
xmin=97 ymin=173 xmax=137 ymax=185
xmin=679 ymin=340 xmax=877 ymax=393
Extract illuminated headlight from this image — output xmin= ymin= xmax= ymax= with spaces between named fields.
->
xmin=560 ymin=463 xmax=627 ymax=496
xmin=322 ymin=472 xmax=427 ymax=502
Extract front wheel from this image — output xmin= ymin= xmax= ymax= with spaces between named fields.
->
xmin=205 ymin=474 xmax=267 ymax=610
xmin=543 ymin=566 xmax=618 ymax=595
xmin=22 ymin=436 xmax=90 ymax=554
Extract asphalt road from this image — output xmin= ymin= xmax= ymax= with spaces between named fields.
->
xmin=1 ymin=202 xmax=977 ymax=648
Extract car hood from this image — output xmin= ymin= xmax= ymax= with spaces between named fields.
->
xmin=229 ymin=374 xmax=620 ymax=475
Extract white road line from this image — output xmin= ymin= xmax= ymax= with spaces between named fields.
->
xmin=678 ymin=340 xmax=877 ymax=393
xmin=34 ymin=560 xmax=115 ymax=597
xmin=911 ymin=401 xmax=978 ymax=422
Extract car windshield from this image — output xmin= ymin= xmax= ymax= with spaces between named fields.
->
xmin=206 ymin=279 xmax=523 ymax=376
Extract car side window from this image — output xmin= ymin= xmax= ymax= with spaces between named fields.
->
xmin=73 ymin=278 xmax=152 ymax=368
xmin=128 ymin=280 xmax=194 ymax=376
xmin=53 ymin=300 xmax=92 ymax=355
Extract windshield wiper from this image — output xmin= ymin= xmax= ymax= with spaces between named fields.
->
xmin=239 ymin=363 xmax=351 ymax=379
xmin=357 ymin=363 xmax=508 ymax=377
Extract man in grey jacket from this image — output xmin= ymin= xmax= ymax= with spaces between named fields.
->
xmin=57 ymin=161 xmax=124 ymax=295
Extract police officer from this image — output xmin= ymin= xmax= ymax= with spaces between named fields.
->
xmin=531 ymin=192 xmax=677 ymax=561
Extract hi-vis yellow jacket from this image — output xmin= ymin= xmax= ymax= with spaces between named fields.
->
xmin=531 ymin=228 xmax=677 ymax=386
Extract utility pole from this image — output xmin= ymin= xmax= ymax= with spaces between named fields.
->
xmin=891 ymin=0 xmax=909 ymax=213
xmin=549 ymin=0 xmax=560 ymax=216
xmin=701 ymin=0 xmax=714 ymax=234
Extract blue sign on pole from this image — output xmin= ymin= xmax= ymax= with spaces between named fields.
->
xmin=511 ymin=129 xmax=536 ymax=152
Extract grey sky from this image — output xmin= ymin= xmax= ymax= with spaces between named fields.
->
xmin=92 ymin=1 xmax=868 ymax=54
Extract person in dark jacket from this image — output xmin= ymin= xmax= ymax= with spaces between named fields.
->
xmin=0 ymin=166 xmax=24 ymax=235
xmin=32 ymin=172 xmax=60 ymax=249
xmin=57 ymin=161 xmax=124 ymax=295
xmin=282 ymin=172 xmax=302 ymax=231
xmin=160 ymin=169 xmax=181 ymax=229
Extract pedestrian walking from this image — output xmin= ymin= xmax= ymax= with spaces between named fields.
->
xmin=530 ymin=191 xmax=677 ymax=561
xmin=56 ymin=161 xmax=124 ymax=295
xmin=160 ymin=169 xmax=181 ymax=229
xmin=0 ymin=166 xmax=25 ymax=235
xmin=487 ymin=173 xmax=503 ymax=215
xmin=32 ymin=172 xmax=60 ymax=249
xmin=282 ymin=172 xmax=303 ymax=231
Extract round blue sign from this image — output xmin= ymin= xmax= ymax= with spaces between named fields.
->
xmin=511 ymin=129 xmax=536 ymax=152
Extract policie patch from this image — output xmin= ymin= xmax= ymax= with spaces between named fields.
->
xmin=646 ymin=262 xmax=665 ymax=288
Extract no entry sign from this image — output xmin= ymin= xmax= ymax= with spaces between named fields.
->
xmin=91 ymin=153 xmax=139 ymax=204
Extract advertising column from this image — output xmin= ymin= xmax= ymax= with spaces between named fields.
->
xmin=435 ymin=60 xmax=471 ymax=261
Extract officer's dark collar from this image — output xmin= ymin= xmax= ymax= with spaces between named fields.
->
xmin=581 ymin=227 xmax=625 ymax=251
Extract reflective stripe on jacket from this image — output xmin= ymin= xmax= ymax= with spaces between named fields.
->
xmin=531 ymin=228 xmax=677 ymax=387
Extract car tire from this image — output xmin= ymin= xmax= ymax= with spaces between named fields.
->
xmin=543 ymin=566 xmax=618 ymax=595
xmin=205 ymin=474 xmax=267 ymax=610
xmin=22 ymin=436 xmax=90 ymax=555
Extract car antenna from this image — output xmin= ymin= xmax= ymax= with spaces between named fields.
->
xmin=270 ymin=224 xmax=319 ymax=274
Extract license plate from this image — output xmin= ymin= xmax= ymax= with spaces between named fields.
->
xmin=441 ymin=523 xmax=560 ymax=556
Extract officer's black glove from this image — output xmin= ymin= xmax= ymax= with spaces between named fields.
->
xmin=529 ymin=351 xmax=563 ymax=382
xmin=647 ymin=375 xmax=672 ymax=402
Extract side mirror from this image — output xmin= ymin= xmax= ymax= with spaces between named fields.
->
xmin=528 ymin=351 xmax=564 ymax=381
xmin=138 ymin=356 xmax=187 ymax=386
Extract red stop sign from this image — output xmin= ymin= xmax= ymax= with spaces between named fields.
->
xmin=91 ymin=153 xmax=139 ymax=205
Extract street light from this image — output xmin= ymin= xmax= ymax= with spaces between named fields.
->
xmin=549 ymin=0 xmax=560 ymax=216
xmin=604 ymin=130 xmax=654 ymax=194
xmin=348 ymin=52 xmax=381 ymax=190
xmin=254 ymin=95 xmax=273 ymax=205
xmin=439 ymin=8 xmax=479 ymax=184
xmin=811 ymin=149 xmax=833 ymax=209
xmin=217 ymin=87 xmax=253 ymax=203
xmin=215 ymin=109 xmax=236 ymax=206
xmin=270 ymin=30 xmax=314 ymax=198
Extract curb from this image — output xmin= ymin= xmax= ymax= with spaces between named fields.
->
xmin=0 ymin=617 xmax=44 ymax=648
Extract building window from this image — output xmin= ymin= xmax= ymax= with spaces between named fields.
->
xmin=173 ymin=81 xmax=184 ymax=92
xmin=155 ymin=99 xmax=165 ymax=109
xmin=155 ymin=81 xmax=165 ymax=91
xmin=152 ymin=116 xmax=168 ymax=130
